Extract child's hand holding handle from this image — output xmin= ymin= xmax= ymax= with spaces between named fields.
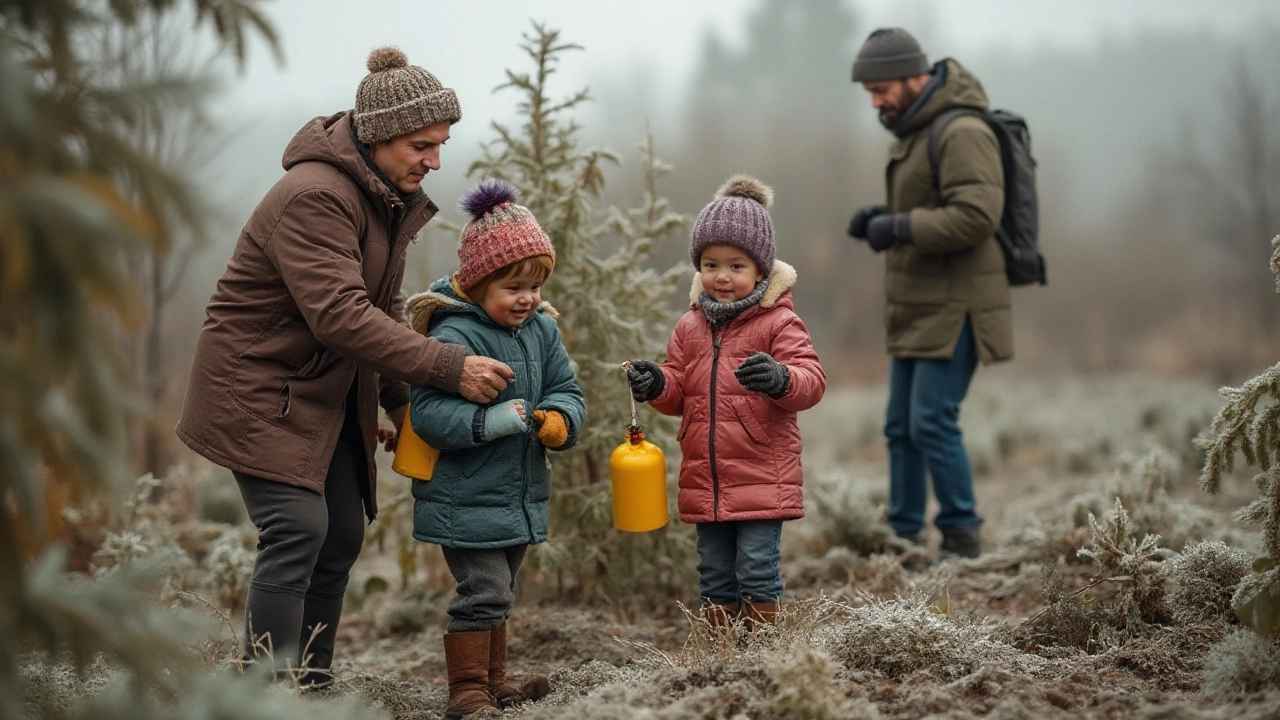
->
xmin=626 ymin=359 xmax=664 ymax=402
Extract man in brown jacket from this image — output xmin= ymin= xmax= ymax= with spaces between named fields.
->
xmin=176 ymin=47 xmax=513 ymax=685
xmin=847 ymin=28 xmax=1011 ymax=559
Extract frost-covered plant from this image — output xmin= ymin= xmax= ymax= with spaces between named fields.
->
xmin=804 ymin=469 xmax=894 ymax=555
xmin=1064 ymin=449 xmax=1217 ymax=555
xmin=1078 ymin=498 xmax=1172 ymax=636
xmin=767 ymin=647 xmax=855 ymax=720
xmin=1013 ymin=561 xmax=1104 ymax=653
xmin=1199 ymin=628 xmax=1280 ymax=696
xmin=202 ymin=527 xmax=256 ymax=612
xmin=462 ymin=22 xmax=695 ymax=607
xmin=1165 ymin=540 xmax=1252 ymax=626
xmin=1198 ymin=235 xmax=1280 ymax=637
xmin=828 ymin=594 xmax=1018 ymax=679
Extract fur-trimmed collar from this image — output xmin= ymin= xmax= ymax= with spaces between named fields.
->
xmin=687 ymin=259 xmax=797 ymax=308
xmin=404 ymin=273 xmax=560 ymax=335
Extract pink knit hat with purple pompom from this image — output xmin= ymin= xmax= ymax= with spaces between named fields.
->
xmin=454 ymin=180 xmax=554 ymax=291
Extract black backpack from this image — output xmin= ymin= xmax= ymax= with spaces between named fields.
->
xmin=928 ymin=108 xmax=1046 ymax=286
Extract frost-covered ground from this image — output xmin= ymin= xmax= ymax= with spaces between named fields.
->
xmin=24 ymin=372 xmax=1280 ymax=719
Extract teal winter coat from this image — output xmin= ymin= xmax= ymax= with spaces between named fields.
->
xmin=403 ymin=276 xmax=585 ymax=549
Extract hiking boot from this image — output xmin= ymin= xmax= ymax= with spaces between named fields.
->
xmin=940 ymin=525 xmax=982 ymax=559
xmin=742 ymin=600 xmax=779 ymax=632
xmin=702 ymin=602 xmax=741 ymax=633
xmin=443 ymin=630 xmax=497 ymax=719
xmin=487 ymin=623 xmax=549 ymax=709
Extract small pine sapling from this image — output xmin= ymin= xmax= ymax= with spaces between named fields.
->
xmin=462 ymin=22 xmax=694 ymax=607
xmin=1078 ymin=498 xmax=1172 ymax=638
xmin=1198 ymin=236 xmax=1280 ymax=637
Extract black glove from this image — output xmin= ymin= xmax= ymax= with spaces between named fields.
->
xmin=866 ymin=212 xmax=911 ymax=252
xmin=847 ymin=204 xmax=887 ymax=240
xmin=734 ymin=352 xmax=790 ymax=398
xmin=626 ymin=359 xmax=664 ymax=402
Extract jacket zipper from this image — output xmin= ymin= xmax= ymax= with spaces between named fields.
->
xmin=709 ymin=333 xmax=722 ymax=521
xmin=514 ymin=326 xmax=535 ymax=542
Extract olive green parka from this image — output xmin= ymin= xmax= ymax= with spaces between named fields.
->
xmin=881 ymin=58 xmax=1012 ymax=364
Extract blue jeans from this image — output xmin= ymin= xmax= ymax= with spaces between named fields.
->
xmin=885 ymin=317 xmax=982 ymax=537
xmin=695 ymin=520 xmax=784 ymax=605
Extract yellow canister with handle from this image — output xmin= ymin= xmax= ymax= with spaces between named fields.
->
xmin=610 ymin=425 xmax=669 ymax=532
xmin=391 ymin=411 xmax=439 ymax=481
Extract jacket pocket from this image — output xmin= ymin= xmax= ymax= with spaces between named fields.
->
xmin=730 ymin=397 xmax=770 ymax=445
xmin=678 ymin=395 xmax=707 ymax=443
xmin=276 ymin=383 xmax=291 ymax=418
xmin=296 ymin=349 xmax=325 ymax=378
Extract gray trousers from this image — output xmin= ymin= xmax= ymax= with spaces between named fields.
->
xmin=233 ymin=418 xmax=366 ymax=675
xmin=441 ymin=545 xmax=527 ymax=632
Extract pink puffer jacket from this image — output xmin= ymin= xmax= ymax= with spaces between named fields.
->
xmin=649 ymin=261 xmax=826 ymax=523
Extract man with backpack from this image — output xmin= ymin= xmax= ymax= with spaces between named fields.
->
xmin=847 ymin=27 xmax=1022 ymax=559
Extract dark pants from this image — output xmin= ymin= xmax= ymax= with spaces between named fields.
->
xmin=440 ymin=545 xmax=527 ymax=633
xmin=885 ymin=317 xmax=982 ymax=538
xmin=234 ymin=414 xmax=367 ymax=677
xmin=695 ymin=519 xmax=784 ymax=605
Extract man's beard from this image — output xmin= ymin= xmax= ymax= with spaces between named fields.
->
xmin=879 ymin=83 xmax=921 ymax=130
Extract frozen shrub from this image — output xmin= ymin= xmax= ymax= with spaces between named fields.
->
xmin=91 ymin=528 xmax=193 ymax=590
xmin=1078 ymin=498 xmax=1172 ymax=635
xmin=768 ymin=647 xmax=863 ymax=720
xmin=202 ymin=526 xmax=256 ymax=612
xmin=1012 ymin=561 xmax=1105 ymax=653
xmin=828 ymin=595 xmax=1019 ymax=679
xmin=1200 ymin=629 xmax=1280 ymax=696
xmin=1165 ymin=540 xmax=1252 ymax=625
xmin=376 ymin=585 xmax=444 ymax=636
xmin=805 ymin=470 xmax=893 ymax=555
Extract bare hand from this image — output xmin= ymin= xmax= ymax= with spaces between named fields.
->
xmin=457 ymin=356 xmax=515 ymax=404
xmin=379 ymin=404 xmax=408 ymax=452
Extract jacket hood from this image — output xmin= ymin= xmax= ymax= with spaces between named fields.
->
xmin=894 ymin=58 xmax=989 ymax=138
xmin=282 ymin=110 xmax=416 ymax=211
xmin=404 ymin=274 xmax=559 ymax=335
xmin=687 ymin=258 xmax=798 ymax=309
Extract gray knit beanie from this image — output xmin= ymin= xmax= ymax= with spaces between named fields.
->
xmin=851 ymin=28 xmax=929 ymax=82
xmin=689 ymin=175 xmax=775 ymax=273
xmin=354 ymin=46 xmax=462 ymax=145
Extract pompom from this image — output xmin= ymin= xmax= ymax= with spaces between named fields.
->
xmin=367 ymin=46 xmax=408 ymax=73
xmin=715 ymin=174 xmax=773 ymax=208
xmin=460 ymin=179 xmax=519 ymax=220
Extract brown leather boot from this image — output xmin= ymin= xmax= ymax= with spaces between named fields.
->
xmin=703 ymin=602 xmax=741 ymax=633
xmin=487 ymin=623 xmax=550 ymax=708
xmin=443 ymin=630 xmax=497 ymax=719
xmin=742 ymin=600 xmax=778 ymax=632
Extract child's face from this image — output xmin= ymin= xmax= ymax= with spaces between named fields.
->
xmin=699 ymin=245 xmax=764 ymax=303
xmin=480 ymin=266 xmax=543 ymax=328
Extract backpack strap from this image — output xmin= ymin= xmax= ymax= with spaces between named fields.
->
xmin=928 ymin=108 xmax=987 ymax=199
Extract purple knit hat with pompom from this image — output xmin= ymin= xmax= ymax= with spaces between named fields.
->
xmin=689 ymin=174 xmax=775 ymax=273
xmin=455 ymin=179 xmax=554 ymax=291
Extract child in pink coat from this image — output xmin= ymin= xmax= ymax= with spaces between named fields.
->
xmin=628 ymin=175 xmax=826 ymax=629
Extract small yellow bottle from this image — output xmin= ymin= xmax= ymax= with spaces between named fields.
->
xmin=610 ymin=424 xmax=669 ymax=532
xmin=391 ymin=411 xmax=439 ymax=481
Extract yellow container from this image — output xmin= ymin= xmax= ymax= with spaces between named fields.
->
xmin=610 ymin=426 xmax=669 ymax=532
xmin=391 ymin=411 xmax=439 ymax=481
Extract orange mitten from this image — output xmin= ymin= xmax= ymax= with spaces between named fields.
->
xmin=531 ymin=409 xmax=568 ymax=449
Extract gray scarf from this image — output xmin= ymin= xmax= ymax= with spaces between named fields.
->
xmin=698 ymin=278 xmax=769 ymax=329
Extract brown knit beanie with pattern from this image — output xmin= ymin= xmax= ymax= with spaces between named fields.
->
xmin=353 ymin=46 xmax=462 ymax=145
xmin=689 ymin=174 xmax=776 ymax=273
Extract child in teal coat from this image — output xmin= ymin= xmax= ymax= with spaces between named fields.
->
xmin=404 ymin=180 xmax=584 ymax=717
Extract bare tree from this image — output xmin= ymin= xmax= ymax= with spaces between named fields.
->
xmin=82 ymin=11 xmax=225 ymax=476
xmin=1176 ymin=59 xmax=1280 ymax=329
